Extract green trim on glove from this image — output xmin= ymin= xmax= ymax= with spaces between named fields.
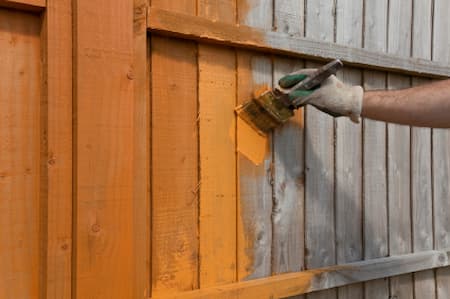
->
xmin=278 ymin=73 xmax=308 ymax=88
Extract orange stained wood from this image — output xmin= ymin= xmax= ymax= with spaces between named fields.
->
xmin=151 ymin=0 xmax=198 ymax=297
xmin=74 ymin=0 xmax=135 ymax=297
xmin=0 ymin=0 xmax=45 ymax=11
xmin=41 ymin=0 xmax=73 ymax=297
xmin=133 ymin=0 xmax=150 ymax=297
xmin=0 ymin=9 xmax=41 ymax=299
xmin=198 ymin=44 xmax=237 ymax=287
xmin=151 ymin=36 xmax=199 ymax=295
xmin=197 ymin=0 xmax=237 ymax=288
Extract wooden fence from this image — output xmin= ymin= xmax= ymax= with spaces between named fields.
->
xmin=1 ymin=0 xmax=450 ymax=298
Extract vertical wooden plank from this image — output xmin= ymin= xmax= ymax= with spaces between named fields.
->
xmin=304 ymin=1 xmax=335 ymax=299
xmin=411 ymin=0 xmax=435 ymax=298
xmin=74 ymin=0 xmax=135 ymax=297
xmin=150 ymin=36 xmax=199 ymax=295
xmin=335 ymin=0 xmax=363 ymax=298
xmin=432 ymin=1 xmax=450 ymax=298
xmin=0 ymin=9 xmax=41 ymax=299
xmin=272 ymin=58 xmax=305 ymax=276
xmin=150 ymin=0 xmax=198 ymax=296
xmin=363 ymin=0 xmax=390 ymax=298
xmin=134 ymin=0 xmax=150 ymax=298
xmin=273 ymin=0 xmax=304 ymax=35
xmin=387 ymin=1 xmax=414 ymax=299
xmin=197 ymin=0 xmax=237 ymax=288
xmin=42 ymin=0 xmax=73 ymax=297
xmin=272 ymin=0 xmax=304 ymax=283
xmin=198 ymin=44 xmax=236 ymax=287
xmin=237 ymin=0 xmax=273 ymax=281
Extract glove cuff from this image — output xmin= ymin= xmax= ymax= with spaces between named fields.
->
xmin=349 ymin=86 xmax=364 ymax=123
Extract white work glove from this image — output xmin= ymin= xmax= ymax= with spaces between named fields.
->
xmin=278 ymin=69 xmax=364 ymax=123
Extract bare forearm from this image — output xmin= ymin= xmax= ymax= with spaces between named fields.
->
xmin=361 ymin=79 xmax=450 ymax=128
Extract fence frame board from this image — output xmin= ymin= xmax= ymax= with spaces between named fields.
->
xmin=150 ymin=249 xmax=450 ymax=299
xmin=147 ymin=7 xmax=450 ymax=78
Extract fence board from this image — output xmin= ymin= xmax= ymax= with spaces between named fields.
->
xmin=42 ymin=0 xmax=73 ymax=297
xmin=432 ymin=1 xmax=450 ymax=298
xmin=387 ymin=1 xmax=414 ymax=298
xmin=133 ymin=0 xmax=150 ymax=297
xmin=74 ymin=0 xmax=135 ymax=297
xmin=151 ymin=249 xmax=450 ymax=299
xmin=236 ymin=0 xmax=273 ymax=281
xmin=272 ymin=0 xmax=305 ymax=284
xmin=150 ymin=36 xmax=199 ymax=295
xmin=363 ymin=1 xmax=389 ymax=298
xmin=150 ymin=0 xmax=198 ymax=296
xmin=304 ymin=1 xmax=336 ymax=299
xmin=197 ymin=0 xmax=237 ymax=288
xmin=335 ymin=1 xmax=364 ymax=298
xmin=0 ymin=9 xmax=41 ymax=299
xmin=411 ymin=1 xmax=435 ymax=298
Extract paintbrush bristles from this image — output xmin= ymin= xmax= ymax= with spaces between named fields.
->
xmin=235 ymin=91 xmax=294 ymax=135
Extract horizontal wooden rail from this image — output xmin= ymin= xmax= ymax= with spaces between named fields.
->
xmin=0 ymin=0 xmax=45 ymax=11
xmin=151 ymin=249 xmax=450 ymax=299
xmin=148 ymin=7 xmax=450 ymax=78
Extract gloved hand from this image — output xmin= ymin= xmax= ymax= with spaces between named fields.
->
xmin=278 ymin=69 xmax=364 ymax=123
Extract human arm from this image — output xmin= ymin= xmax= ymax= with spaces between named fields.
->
xmin=361 ymin=79 xmax=450 ymax=128
xmin=280 ymin=70 xmax=450 ymax=128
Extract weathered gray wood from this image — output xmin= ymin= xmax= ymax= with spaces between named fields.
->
xmin=151 ymin=249 xmax=450 ymax=299
xmin=432 ymin=1 xmax=450 ymax=298
xmin=274 ymin=0 xmax=304 ymax=36
xmin=236 ymin=0 xmax=273 ymax=281
xmin=147 ymin=7 xmax=450 ymax=78
xmin=411 ymin=0 xmax=435 ymax=298
xmin=272 ymin=6 xmax=304 ymax=299
xmin=335 ymin=0 xmax=363 ymax=298
xmin=363 ymin=1 xmax=389 ymax=299
xmin=387 ymin=1 xmax=414 ymax=298
xmin=304 ymin=2 xmax=336 ymax=299
xmin=272 ymin=58 xmax=305 ymax=276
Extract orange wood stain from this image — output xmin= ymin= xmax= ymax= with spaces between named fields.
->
xmin=236 ymin=118 xmax=269 ymax=165
xmin=0 ymin=9 xmax=41 ymax=299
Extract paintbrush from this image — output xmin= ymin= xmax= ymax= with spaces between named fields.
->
xmin=235 ymin=59 xmax=343 ymax=135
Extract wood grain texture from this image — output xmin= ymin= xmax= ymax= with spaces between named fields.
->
xmin=150 ymin=0 xmax=198 ymax=296
xmin=271 ymin=0 xmax=304 ymax=284
xmin=0 ymin=0 xmax=45 ymax=11
xmin=236 ymin=51 xmax=273 ymax=281
xmin=151 ymin=250 xmax=450 ymax=299
xmin=151 ymin=36 xmax=199 ymax=295
xmin=363 ymin=1 xmax=389 ymax=298
xmin=387 ymin=1 xmax=414 ymax=298
xmin=304 ymin=2 xmax=336 ymax=299
xmin=41 ymin=0 xmax=73 ymax=297
xmin=0 ymin=9 xmax=41 ymax=299
xmin=411 ymin=1 xmax=435 ymax=298
xmin=335 ymin=1 xmax=363 ymax=298
xmin=74 ymin=0 xmax=135 ymax=297
xmin=432 ymin=0 xmax=450 ymax=298
xmin=197 ymin=0 xmax=237 ymax=288
xmin=237 ymin=0 xmax=273 ymax=281
xmin=272 ymin=58 xmax=305 ymax=277
xmin=147 ymin=7 xmax=450 ymax=78
xmin=273 ymin=0 xmax=304 ymax=36
xmin=133 ymin=0 xmax=150 ymax=297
